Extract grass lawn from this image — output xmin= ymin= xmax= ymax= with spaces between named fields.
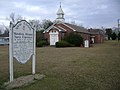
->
xmin=0 ymin=40 xmax=120 ymax=90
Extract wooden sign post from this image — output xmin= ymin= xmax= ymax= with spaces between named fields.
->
xmin=9 ymin=20 xmax=36 ymax=82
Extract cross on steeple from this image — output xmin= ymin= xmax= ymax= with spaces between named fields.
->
xmin=60 ymin=2 xmax=61 ymax=8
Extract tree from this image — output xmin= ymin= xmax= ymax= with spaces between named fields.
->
xmin=0 ymin=28 xmax=2 ymax=35
xmin=105 ymin=28 xmax=112 ymax=40
xmin=0 ymin=25 xmax=9 ymax=36
xmin=1 ymin=26 xmax=9 ymax=37
xmin=6 ymin=13 xmax=23 ymax=24
xmin=0 ymin=25 xmax=4 ymax=35
xmin=16 ymin=15 xmax=23 ymax=22
xmin=9 ymin=13 xmax=15 ymax=24
xmin=63 ymin=33 xmax=83 ymax=46
xmin=42 ymin=19 xmax=53 ymax=29
xmin=36 ymin=30 xmax=48 ymax=47
xmin=111 ymin=32 xmax=117 ymax=40
xmin=118 ymin=31 xmax=120 ymax=40
xmin=29 ymin=20 xmax=43 ymax=31
xmin=29 ymin=19 xmax=53 ymax=31
xmin=36 ymin=30 xmax=46 ymax=42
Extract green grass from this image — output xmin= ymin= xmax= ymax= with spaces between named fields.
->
xmin=0 ymin=40 xmax=120 ymax=90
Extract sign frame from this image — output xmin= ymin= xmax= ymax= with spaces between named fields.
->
xmin=9 ymin=20 xmax=36 ymax=82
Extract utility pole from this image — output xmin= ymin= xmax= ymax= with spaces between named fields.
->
xmin=118 ymin=19 xmax=120 ymax=42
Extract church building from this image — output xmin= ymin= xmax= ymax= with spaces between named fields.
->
xmin=43 ymin=4 xmax=104 ymax=46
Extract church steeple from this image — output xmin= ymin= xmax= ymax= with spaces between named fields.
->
xmin=56 ymin=2 xmax=65 ymax=23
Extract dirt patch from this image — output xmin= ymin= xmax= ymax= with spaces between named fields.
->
xmin=4 ymin=74 xmax=45 ymax=90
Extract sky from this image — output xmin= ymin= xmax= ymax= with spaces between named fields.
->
xmin=0 ymin=0 xmax=120 ymax=28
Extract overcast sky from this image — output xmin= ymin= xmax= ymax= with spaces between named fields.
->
xmin=0 ymin=0 xmax=120 ymax=28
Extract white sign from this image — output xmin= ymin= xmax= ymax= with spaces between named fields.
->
xmin=9 ymin=20 xmax=36 ymax=82
xmin=13 ymin=21 xmax=34 ymax=63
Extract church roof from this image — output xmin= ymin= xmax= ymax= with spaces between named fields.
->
xmin=44 ymin=22 xmax=90 ymax=34
xmin=88 ymin=29 xmax=105 ymax=35
xmin=57 ymin=5 xmax=64 ymax=15
xmin=64 ymin=23 xmax=90 ymax=34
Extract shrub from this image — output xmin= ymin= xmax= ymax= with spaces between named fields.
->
xmin=63 ymin=33 xmax=83 ymax=46
xmin=118 ymin=31 xmax=120 ymax=40
xmin=36 ymin=40 xmax=48 ymax=47
xmin=111 ymin=32 xmax=117 ymax=40
xmin=36 ymin=30 xmax=45 ymax=42
xmin=56 ymin=41 xmax=74 ymax=47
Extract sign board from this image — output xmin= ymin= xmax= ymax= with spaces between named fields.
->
xmin=13 ymin=21 xmax=34 ymax=63
xmin=9 ymin=20 xmax=36 ymax=82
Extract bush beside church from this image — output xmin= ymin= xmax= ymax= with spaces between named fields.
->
xmin=56 ymin=33 xmax=83 ymax=47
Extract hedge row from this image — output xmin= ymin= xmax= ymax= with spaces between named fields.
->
xmin=63 ymin=33 xmax=83 ymax=46
xmin=56 ymin=33 xmax=83 ymax=47
xmin=36 ymin=40 xmax=48 ymax=47
xmin=56 ymin=41 xmax=74 ymax=47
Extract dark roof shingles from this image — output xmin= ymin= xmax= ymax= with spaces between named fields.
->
xmin=65 ymin=23 xmax=90 ymax=34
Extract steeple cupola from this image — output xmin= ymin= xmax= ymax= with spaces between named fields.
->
xmin=56 ymin=2 xmax=65 ymax=22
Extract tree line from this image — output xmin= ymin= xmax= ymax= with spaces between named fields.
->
xmin=0 ymin=13 xmax=120 ymax=46
xmin=0 ymin=13 xmax=53 ymax=41
xmin=0 ymin=13 xmax=54 ymax=47
xmin=105 ymin=28 xmax=120 ymax=40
